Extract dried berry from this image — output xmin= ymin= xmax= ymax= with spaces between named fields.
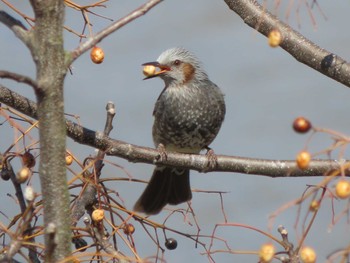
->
xmin=259 ymin=243 xmax=275 ymax=262
xmin=165 ymin=238 xmax=177 ymax=250
xmin=293 ymin=117 xmax=312 ymax=133
xmin=143 ymin=65 xmax=157 ymax=77
xmin=296 ymin=151 xmax=311 ymax=170
xmin=309 ymin=200 xmax=320 ymax=212
xmin=16 ymin=167 xmax=31 ymax=183
xmin=72 ymin=237 xmax=88 ymax=252
xmin=123 ymin=223 xmax=135 ymax=235
xmin=22 ymin=151 xmax=36 ymax=168
xmin=91 ymin=209 xmax=104 ymax=222
xmin=335 ymin=180 xmax=350 ymax=199
xmin=1 ymin=168 xmax=11 ymax=181
xmin=300 ymin=246 xmax=317 ymax=263
xmin=65 ymin=155 xmax=73 ymax=166
xmin=268 ymin=29 xmax=282 ymax=47
xmin=90 ymin=46 xmax=105 ymax=64
xmin=24 ymin=186 xmax=35 ymax=202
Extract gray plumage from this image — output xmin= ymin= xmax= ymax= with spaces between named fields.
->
xmin=134 ymin=47 xmax=226 ymax=215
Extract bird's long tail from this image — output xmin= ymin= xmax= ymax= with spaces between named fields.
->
xmin=134 ymin=166 xmax=192 ymax=215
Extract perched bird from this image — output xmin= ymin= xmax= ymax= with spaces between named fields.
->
xmin=134 ymin=47 xmax=226 ymax=215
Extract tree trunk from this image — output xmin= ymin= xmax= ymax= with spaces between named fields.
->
xmin=30 ymin=1 xmax=71 ymax=261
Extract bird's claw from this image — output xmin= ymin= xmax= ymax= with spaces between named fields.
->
xmin=154 ymin=143 xmax=167 ymax=163
xmin=205 ymin=147 xmax=218 ymax=170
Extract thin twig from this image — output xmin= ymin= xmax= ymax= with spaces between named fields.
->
xmin=67 ymin=0 xmax=163 ymax=66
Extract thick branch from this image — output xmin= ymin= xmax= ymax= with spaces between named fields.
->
xmin=224 ymin=0 xmax=350 ymax=88
xmin=0 ymin=85 xmax=346 ymax=178
xmin=66 ymin=0 xmax=163 ymax=66
xmin=0 ymin=10 xmax=31 ymax=47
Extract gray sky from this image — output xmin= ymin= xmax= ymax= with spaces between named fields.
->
xmin=1 ymin=1 xmax=350 ymax=262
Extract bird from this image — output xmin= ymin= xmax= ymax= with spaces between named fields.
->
xmin=134 ymin=47 xmax=226 ymax=215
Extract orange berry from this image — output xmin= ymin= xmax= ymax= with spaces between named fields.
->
xmin=300 ymin=246 xmax=317 ymax=263
xmin=259 ymin=243 xmax=275 ymax=262
xmin=22 ymin=152 xmax=36 ymax=168
xmin=16 ymin=167 xmax=31 ymax=183
xmin=65 ymin=155 xmax=73 ymax=166
xmin=296 ymin=151 xmax=311 ymax=170
xmin=335 ymin=180 xmax=350 ymax=199
xmin=90 ymin=46 xmax=105 ymax=64
xmin=268 ymin=29 xmax=282 ymax=47
xmin=91 ymin=209 xmax=104 ymax=223
xmin=123 ymin=223 xmax=135 ymax=235
xmin=309 ymin=200 xmax=320 ymax=212
xmin=293 ymin=117 xmax=312 ymax=133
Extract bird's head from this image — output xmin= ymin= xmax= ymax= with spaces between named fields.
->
xmin=142 ymin=47 xmax=208 ymax=86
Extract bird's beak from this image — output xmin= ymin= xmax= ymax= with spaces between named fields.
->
xmin=142 ymin=61 xmax=170 ymax=80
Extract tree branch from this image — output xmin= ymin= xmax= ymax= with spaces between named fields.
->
xmin=0 ymin=70 xmax=38 ymax=90
xmin=0 ymin=10 xmax=31 ymax=47
xmin=224 ymin=0 xmax=350 ymax=88
xmin=0 ymin=85 xmax=346 ymax=178
xmin=66 ymin=0 xmax=163 ymax=67
xmin=71 ymin=102 xmax=116 ymax=226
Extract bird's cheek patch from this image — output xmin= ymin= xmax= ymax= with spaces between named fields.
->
xmin=182 ymin=63 xmax=195 ymax=84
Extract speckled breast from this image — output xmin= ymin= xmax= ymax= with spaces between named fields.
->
xmin=152 ymin=83 xmax=225 ymax=153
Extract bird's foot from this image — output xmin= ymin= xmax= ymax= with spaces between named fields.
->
xmin=154 ymin=143 xmax=167 ymax=163
xmin=205 ymin=146 xmax=218 ymax=170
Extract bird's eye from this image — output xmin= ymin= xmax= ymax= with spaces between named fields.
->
xmin=173 ymin=60 xmax=181 ymax=66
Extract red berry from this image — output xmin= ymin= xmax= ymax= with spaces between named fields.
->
xmin=293 ymin=117 xmax=312 ymax=133
xmin=22 ymin=151 xmax=36 ymax=168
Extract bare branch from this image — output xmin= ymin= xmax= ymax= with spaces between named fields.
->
xmin=224 ymin=0 xmax=350 ymax=88
xmin=0 ymin=85 xmax=38 ymax=119
xmin=0 ymin=10 xmax=31 ymax=46
xmin=90 ymin=223 xmax=128 ymax=262
xmin=0 ymin=85 xmax=345 ymax=178
xmin=0 ymin=70 xmax=38 ymax=90
xmin=67 ymin=0 xmax=163 ymax=66
xmin=71 ymin=102 xmax=116 ymax=226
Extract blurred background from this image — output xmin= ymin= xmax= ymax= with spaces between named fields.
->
xmin=1 ymin=0 xmax=350 ymax=262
